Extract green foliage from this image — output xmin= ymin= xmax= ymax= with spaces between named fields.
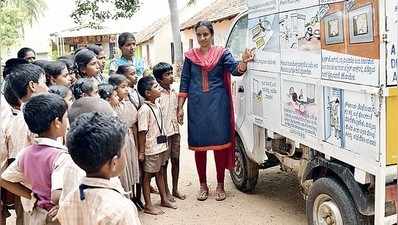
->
xmin=71 ymin=0 xmax=140 ymax=27
xmin=3 ymin=0 xmax=47 ymax=25
xmin=0 ymin=6 xmax=24 ymax=51
xmin=0 ymin=0 xmax=46 ymax=51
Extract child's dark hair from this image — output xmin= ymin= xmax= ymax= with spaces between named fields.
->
xmin=137 ymin=76 xmax=155 ymax=98
xmin=153 ymin=62 xmax=172 ymax=82
xmin=74 ymin=49 xmax=96 ymax=78
xmin=23 ymin=93 xmax=67 ymax=134
xmin=87 ymin=44 xmax=104 ymax=56
xmin=66 ymin=112 xmax=127 ymax=174
xmin=58 ymin=56 xmax=74 ymax=73
xmin=49 ymin=85 xmax=70 ymax=98
xmin=45 ymin=61 xmax=67 ymax=86
xmin=194 ymin=20 xmax=214 ymax=36
xmin=7 ymin=63 xmax=45 ymax=99
xmin=17 ymin=47 xmax=35 ymax=59
xmin=71 ymin=78 xmax=96 ymax=100
xmin=98 ymin=83 xmax=115 ymax=100
xmin=118 ymin=32 xmax=136 ymax=47
xmin=33 ymin=60 xmax=50 ymax=71
xmin=3 ymin=79 xmax=21 ymax=108
xmin=108 ymin=74 xmax=127 ymax=87
xmin=3 ymin=58 xmax=28 ymax=79
xmin=116 ymin=64 xmax=134 ymax=76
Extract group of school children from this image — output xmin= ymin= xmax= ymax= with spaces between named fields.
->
xmin=0 ymin=32 xmax=184 ymax=225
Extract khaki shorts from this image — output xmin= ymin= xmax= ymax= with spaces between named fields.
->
xmin=144 ymin=151 xmax=168 ymax=173
xmin=167 ymin=134 xmax=181 ymax=159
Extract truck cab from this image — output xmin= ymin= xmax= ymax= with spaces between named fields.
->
xmin=225 ymin=1 xmax=398 ymax=225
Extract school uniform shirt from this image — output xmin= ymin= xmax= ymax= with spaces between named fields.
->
xmin=0 ymin=105 xmax=14 ymax=169
xmin=138 ymin=101 xmax=168 ymax=155
xmin=158 ymin=87 xmax=179 ymax=137
xmin=1 ymin=138 xmax=70 ymax=212
xmin=0 ymin=93 xmax=12 ymax=167
xmin=3 ymin=105 xmax=35 ymax=160
xmin=57 ymin=177 xmax=142 ymax=225
xmin=57 ymin=149 xmax=125 ymax=202
xmin=128 ymin=88 xmax=143 ymax=110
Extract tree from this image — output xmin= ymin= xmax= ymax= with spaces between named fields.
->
xmin=71 ymin=0 xmax=140 ymax=27
xmin=0 ymin=0 xmax=46 ymax=76
xmin=168 ymin=0 xmax=183 ymax=76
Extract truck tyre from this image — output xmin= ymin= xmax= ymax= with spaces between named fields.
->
xmin=230 ymin=136 xmax=259 ymax=193
xmin=307 ymin=177 xmax=372 ymax=225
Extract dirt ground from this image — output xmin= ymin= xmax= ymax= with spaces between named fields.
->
xmin=139 ymin=122 xmax=307 ymax=225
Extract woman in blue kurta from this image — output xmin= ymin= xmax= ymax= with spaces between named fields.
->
xmin=177 ymin=20 xmax=254 ymax=201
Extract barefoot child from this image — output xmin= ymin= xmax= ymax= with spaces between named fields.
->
xmin=108 ymin=75 xmax=142 ymax=209
xmin=0 ymin=94 xmax=70 ymax=225
xmin=137 ymin=76 xmax=177 ymax=215
xmin=57 ymin=112 xmax=141 ymax=225
xmin=153 ymin=62 xmax=185 ymax=201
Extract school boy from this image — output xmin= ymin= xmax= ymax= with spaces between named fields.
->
xmin=57 ymin=112 xmax=141 ymax=225
xmin=137 ymin=76 xmax=177 ymax=215
xmin=0 ymin=94 xmax=70 ymax=225
xmin=58 ymin=96 xmax=125 ymax=202
xmin=6 ymin=63 xmax=49 ymax=148
xmin=153 ymin=62 xmax=185 ymax=201
xmin=1 ymin=62 xmax=48 ymax=225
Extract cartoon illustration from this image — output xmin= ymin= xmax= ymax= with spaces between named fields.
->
xmin=328 ymin=98 xmax=341 ymax=139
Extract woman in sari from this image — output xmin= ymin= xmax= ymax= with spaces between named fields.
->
xmin=177 ymin=20 xmax=254 ymax=201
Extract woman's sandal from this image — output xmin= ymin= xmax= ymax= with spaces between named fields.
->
xmin=197 ymin=189 xmax=209 ymax=201
xmin=215 ymin=190 xmax=226 ymax=201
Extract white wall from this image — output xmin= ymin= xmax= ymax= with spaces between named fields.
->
xmin=181 ymin=18 xmax=235 ymax=53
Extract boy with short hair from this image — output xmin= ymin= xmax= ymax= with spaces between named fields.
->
xmin=137 ymin=76 xmax=177 ymax=215
xmin=0 ymin=94 xmax=70 ymax=225
xmin=57 ymin=112 xmax=141 ymax=225
xmin=60 ymin=97 xmax=124 ymax=202
xmin=1 ymin=62 xmax=48 ymax=225
xmin=5 ymin=63 xmax=49 ymax=150
xmin=153 ymin=62 xmax=185 ymax=201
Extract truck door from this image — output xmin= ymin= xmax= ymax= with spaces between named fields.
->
xmin=225 ymin=13 xmax=248 ymax=128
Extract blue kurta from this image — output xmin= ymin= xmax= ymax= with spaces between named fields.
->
xmin=180 ymin=49 xmax=241 ymax=150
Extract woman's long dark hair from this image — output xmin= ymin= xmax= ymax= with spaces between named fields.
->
xmin=74 ymin=49 xmax=96 ymax=78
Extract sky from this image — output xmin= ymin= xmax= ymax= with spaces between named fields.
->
xmin=4 ymin=0 xmax=214 ymax=58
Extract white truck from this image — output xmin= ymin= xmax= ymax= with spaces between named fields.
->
xmin=225 ymin=0 xmax=398 ymax=224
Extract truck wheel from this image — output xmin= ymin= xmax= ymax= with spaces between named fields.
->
xmin=230 ymin=136 xmax=259 ymax=193
xmin=307 ymin=178 xmax=371 ymax=225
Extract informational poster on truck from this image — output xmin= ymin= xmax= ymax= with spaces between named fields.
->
xmin=248 ymin=14 xmax=280 ymax=72
xmin=280 ymin=6 xmax=322 ymax=78
xmin=324 ymin=87 xmax=379 ymax=161
xmin=386 ymin=0 xmax=398 ymax=86
xmin=251 ymin=71 xmax=281 ymax=130
xmin=281 ymin=77 xmax=320 ymax=138
xmin=248 ymin=0 xmax=278 ymax=18
xmin=320 ymin=1 xmax=380 ymax=86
